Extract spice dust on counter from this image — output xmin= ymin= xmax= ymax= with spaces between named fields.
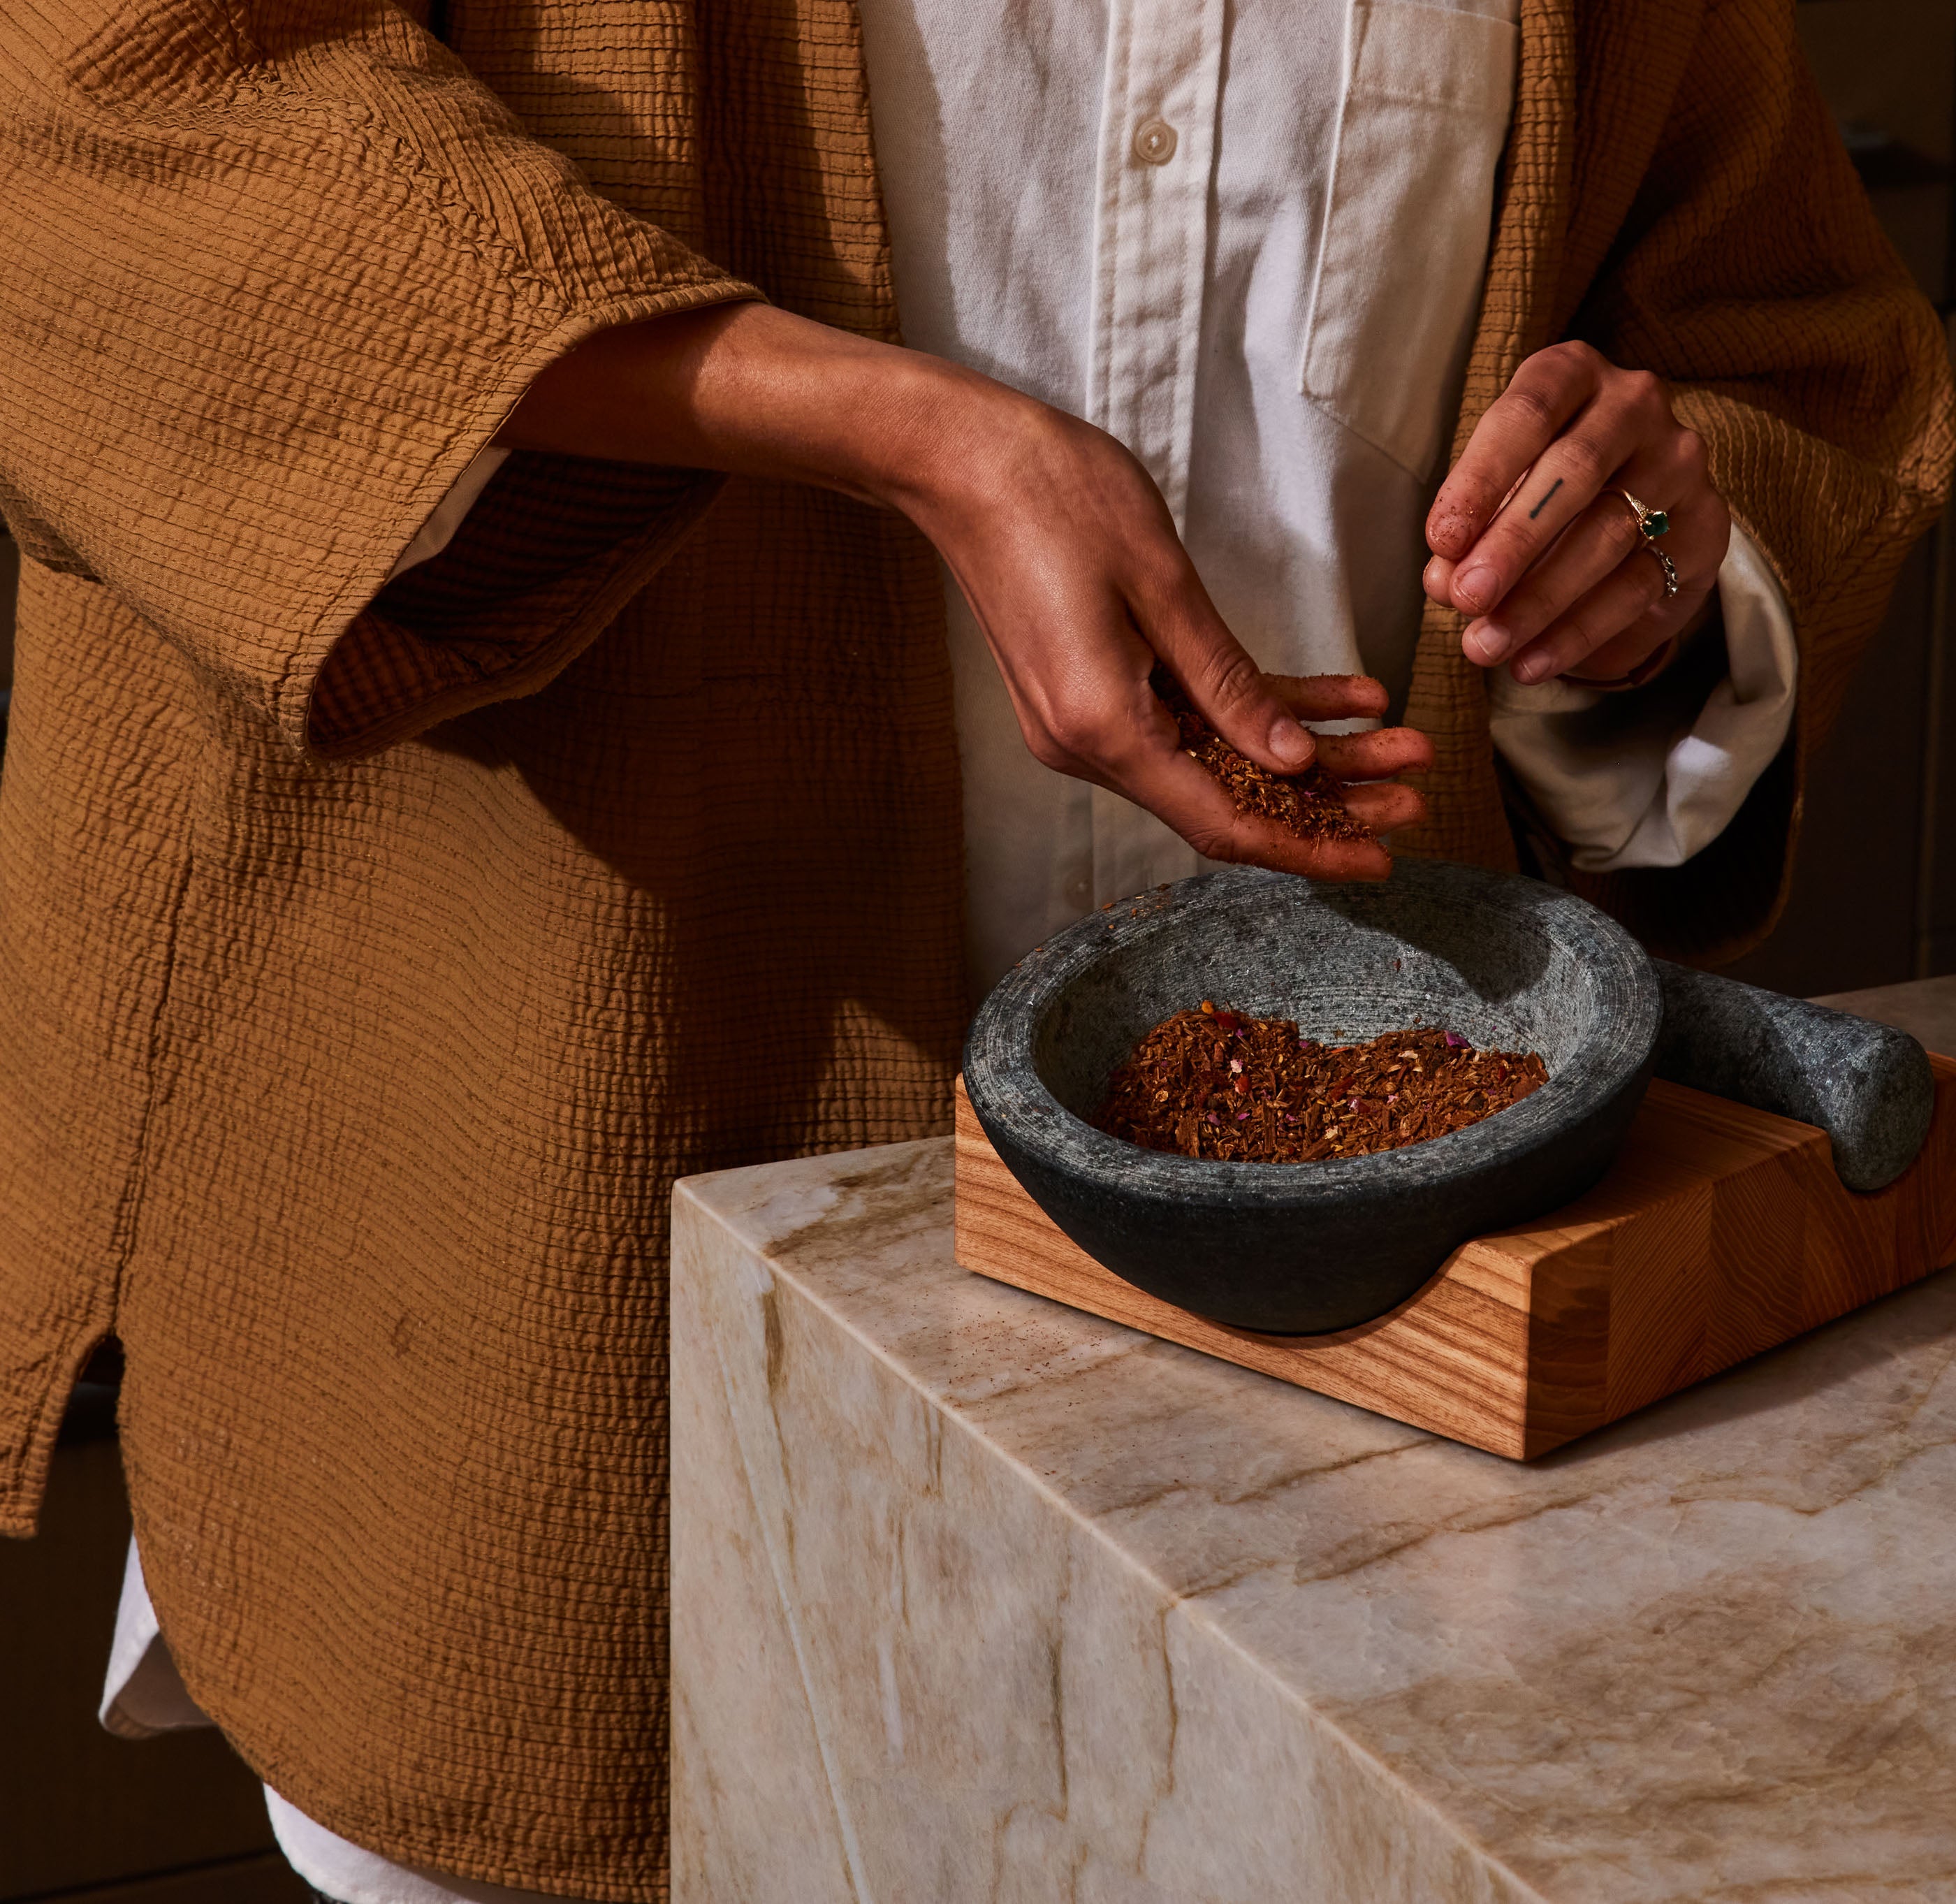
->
xmin=1095 ymin=1004 xmax=1549 ymax=1163
xmin=1151 ymin=667 xmax=1371 ymax=847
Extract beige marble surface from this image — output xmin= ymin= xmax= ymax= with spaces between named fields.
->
xmin=672 ymin=1139 xmax=1956 ymax=1903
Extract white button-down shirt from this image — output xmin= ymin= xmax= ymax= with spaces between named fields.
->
xmin=105 ymin=4 xmax=1800 ymax=1898
xmin=856 ymin=0 xmax=1796 ymax=989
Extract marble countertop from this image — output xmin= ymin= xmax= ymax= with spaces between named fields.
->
xmin=673 ymin=1117 xmax=1956 ymax=1902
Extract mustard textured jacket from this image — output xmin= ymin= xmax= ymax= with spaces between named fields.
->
xmin=0 ymin=1 xmax=1948 ymax=1898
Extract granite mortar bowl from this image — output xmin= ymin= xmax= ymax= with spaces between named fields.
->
xmin=963 ymin=860 xmax=1662 ymax=1335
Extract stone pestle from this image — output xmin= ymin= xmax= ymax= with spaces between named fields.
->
xmin=1652 ymin=961 xmax=1934 ymax=1193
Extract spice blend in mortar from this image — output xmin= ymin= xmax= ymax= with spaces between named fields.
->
xmin=1095 ymin=1003 xmax=1548 ymax=1163
xmin=1152 ymin=667 xmax=1371 ymax=846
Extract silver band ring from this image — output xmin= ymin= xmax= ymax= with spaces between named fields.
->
xmin=1644 ymin=543 xmax=1679 ymax=599
xmin=1617 ymin=488 xmax=1672 ymax=539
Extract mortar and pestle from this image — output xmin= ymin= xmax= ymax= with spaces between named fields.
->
xmin=961 ymin=862 xmax=1936 ymax=1335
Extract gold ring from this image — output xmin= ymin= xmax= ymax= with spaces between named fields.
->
xmin=1617 ymin=489 xmax=1671 ymax=539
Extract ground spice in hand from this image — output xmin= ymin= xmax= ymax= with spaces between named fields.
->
xmin=1152 ymin=667 xmax=1370 ymax=846
xmin=1095 ymin=1003 xmax=1549 ymax=1163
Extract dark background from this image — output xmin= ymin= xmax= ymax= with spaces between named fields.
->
xmin=3 ymin=5 xmax=1955 ymax=1900
xmin=1730 ymin=0 xmax=1956 ymax=995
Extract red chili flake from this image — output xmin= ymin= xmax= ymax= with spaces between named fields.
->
xmin=1095 ymin=1011 xmax=1547 ymax=1164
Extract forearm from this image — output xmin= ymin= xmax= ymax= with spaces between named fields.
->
xmin=492 ymin=301 xmax=1432 ymax=877
xmin=493 ymin=302 xmax=1006 ymax=518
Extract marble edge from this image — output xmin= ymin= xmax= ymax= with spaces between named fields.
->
xmin=672 ymin=1142 xmax=1559 ymax=1904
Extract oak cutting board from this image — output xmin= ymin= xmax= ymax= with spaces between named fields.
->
xmin=954 ymin=1056 xmax=1956 ymax=1459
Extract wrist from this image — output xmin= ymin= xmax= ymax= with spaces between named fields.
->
xmin=865 ymin=356 xmax=1051 ymax=528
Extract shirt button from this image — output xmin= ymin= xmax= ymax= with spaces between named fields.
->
xmin=1132 ymin=117 xmax=1178 ymax=166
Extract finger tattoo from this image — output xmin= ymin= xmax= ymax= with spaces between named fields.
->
xmin=1526 ymin=477 xmax=1564 ymax=521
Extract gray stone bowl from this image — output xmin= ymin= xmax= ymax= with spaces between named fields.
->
xmin=963 ymin=861 xmax=1662 ymax=1335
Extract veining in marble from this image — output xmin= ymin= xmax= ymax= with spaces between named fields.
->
xmin=672 ymin=1140 xmax=1956 ymax=1903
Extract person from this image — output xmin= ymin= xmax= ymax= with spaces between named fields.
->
xmin=0 ymin=1 xmax=1946 ymax=1900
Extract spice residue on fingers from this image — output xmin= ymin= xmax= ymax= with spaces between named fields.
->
xmin=1095 ymin=1004 xmax=1548 ymax=1163
xmin=1151 ymin=667 xmax=1371 ymax=847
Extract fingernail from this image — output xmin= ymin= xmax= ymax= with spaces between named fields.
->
xmin=1510 ymin=653 xmax=1549 ymax=685
xmin=1269 ymin=715 xmax=1315 ymax=771
xmin=1464 ymin=620 xmax=1512 ymax=666
xmin=1455 ymin=564 xmax=1500 ymax=611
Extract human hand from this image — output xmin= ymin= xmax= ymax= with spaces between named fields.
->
xmin=1422 ymin=342 xmax=1730 ymax=687
xmin=502 ymin=303 xmax=1432 ymax=879
xmin=901 ymin=394 xmax=1431 ymax=879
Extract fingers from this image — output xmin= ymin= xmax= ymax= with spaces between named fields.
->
xmin=1339 ymin=779 xmax=1427 ymax=834
xmin=1267 ymin=673 xmax=1391 ymax=724
xmin=1083 ymin=681 xmax=1427 ymax=882
xmin=1566 ymin=623 xmax=1681 ymax=685
xmin=1459 ymin=486 xmax=1648 ymax=668
xmin=1426 ymin=342 xmax=1607 ymax=564
xmin=1139 ymin=575 xmax=1318 ymax=775
xmin=1443 ymin=363 xmax=1678 ymax=620
xmin=1494 ymin=451 xmax=1728 ymax=685
xmin=1314 ymin=725 xmax=1434 ymax=782
xmin=1500 ymin=550 xmax=1682 ymax=686
xmin=1116 ymin=744 xmax=1399 ymax=882
xmin=980 ymin=571 xmax=1424 ymax=875
xmin=1423 ymin=339 xmax=1735 ymax=688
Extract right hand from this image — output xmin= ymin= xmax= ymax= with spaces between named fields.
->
xmin=500 ymin=302 xmax=1433 ymax=878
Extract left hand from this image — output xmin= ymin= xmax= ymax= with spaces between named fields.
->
xmin=1421 ymin=342 xmax=1731 ymax=687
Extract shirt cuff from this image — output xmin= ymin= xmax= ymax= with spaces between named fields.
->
xmin=1487 ymin=524 xmax=1797 ymax=871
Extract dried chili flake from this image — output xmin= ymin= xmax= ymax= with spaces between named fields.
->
xmin=1094 ymin=1010 xmax=1547 ymax=1163
xmin=1151 ymin=667 xmax=1370 ymax=847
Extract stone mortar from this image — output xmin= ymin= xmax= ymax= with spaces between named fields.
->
xmin=964 ymin=861 xmax=1662 ymax=1335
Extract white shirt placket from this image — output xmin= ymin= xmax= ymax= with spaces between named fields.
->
xmin=1086 ymin=0 xmax=1226 ymax=906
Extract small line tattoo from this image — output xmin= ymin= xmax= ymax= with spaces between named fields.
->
xmin=1527 ymin=478 xmax=1564 ymax=520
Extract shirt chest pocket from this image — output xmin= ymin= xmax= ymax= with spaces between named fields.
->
xmin=1299 ymin=0 xmax=1518 ymax=480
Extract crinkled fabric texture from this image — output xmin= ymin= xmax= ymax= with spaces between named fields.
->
xmin=0 ymin=3 xmax=962 ymax=1901
xmin=0 ymin=0 xmax=1946 ymax=1900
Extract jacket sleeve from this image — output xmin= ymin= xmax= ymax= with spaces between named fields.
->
xmin=0 ymin=0 xmax=759 ymax=758
xmin=1549 ymin=0 xmax=1955 ymax=959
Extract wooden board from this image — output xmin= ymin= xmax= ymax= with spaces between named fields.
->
xmin=954 ymin=1057 xmax=1956 ymax=1459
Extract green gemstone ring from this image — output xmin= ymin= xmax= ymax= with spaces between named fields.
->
xmin=1618 ymin=488 xmax=1671 ymax=539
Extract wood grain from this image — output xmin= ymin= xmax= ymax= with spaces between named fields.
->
xmin=954 ymin=1059 xmax=1956 ymax=1460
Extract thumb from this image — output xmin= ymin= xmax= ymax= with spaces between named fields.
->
xmin=1152 ymin=614 xmax=1316 ymax=776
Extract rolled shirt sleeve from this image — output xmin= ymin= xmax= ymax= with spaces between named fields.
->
xmin=1487 ymin=525 xmax=1797 ymax=871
